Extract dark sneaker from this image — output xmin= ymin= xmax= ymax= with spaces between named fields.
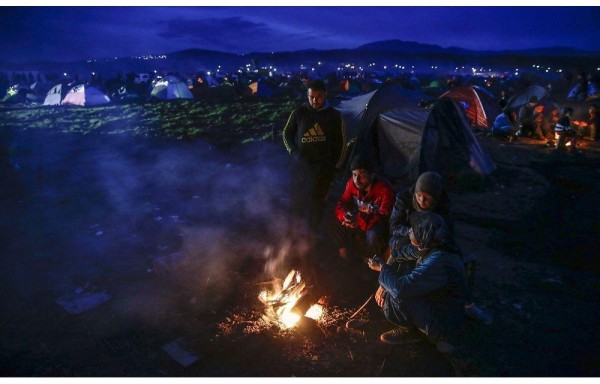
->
xmin=465 ymin=303 xmax=493 ymax=325
xmin=380 ymin=327 xmax=423 ymax=345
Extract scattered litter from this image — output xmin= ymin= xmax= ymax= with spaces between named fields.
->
xmin=95 ymin=231 xmax=103 ymax=236
xmin=161 ymin=337 xmax=200 ymax=367
xmin=56 ymin=290 xmax=111 ymax=314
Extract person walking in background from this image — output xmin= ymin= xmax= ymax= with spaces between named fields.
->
xmin=387 ymin=171 xmax=493 ymax=325
xmin=283 ymin=79 xmax=346 ymax=232
xmin=330 ymin=156 xmax=395 ymax=263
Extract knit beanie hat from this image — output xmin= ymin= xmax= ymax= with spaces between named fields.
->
xmin=415 ymin=172 xmax=443 ymax=202
xmin=350 ymin=155 xmax=374 ymax=172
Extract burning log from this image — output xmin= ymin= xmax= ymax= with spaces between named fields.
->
xmin=258 ymin=269 xmax=324 ymax=330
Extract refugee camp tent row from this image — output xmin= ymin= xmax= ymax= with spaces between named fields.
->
xmin=337 ymin=83 xmax=496 ymax=190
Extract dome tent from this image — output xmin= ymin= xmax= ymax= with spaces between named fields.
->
xmin=440 ymin=85 xmax=501 ymax=130
xmin=43 ymin=84 xmax=66 ymax=105
xmin=62 ymin=84 xmax=110 ymax=106
xmin=150 ymin=76 xmax=194 ymax=100
xmin=339 ymin=83 xmax=495 ymax=189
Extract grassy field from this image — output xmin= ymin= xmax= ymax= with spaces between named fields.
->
xmin=0 ymin=98 xmax=297 ymax=143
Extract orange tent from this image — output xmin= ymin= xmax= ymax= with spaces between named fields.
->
xmin=440 ymin=86 xmax=500 ymax=130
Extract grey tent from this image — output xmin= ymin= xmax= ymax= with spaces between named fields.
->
xmin=340 ymin=83 xmax=496 ymax=188
xmin=505 ymin=85 xmax=547 ymax=112
xmin=150 ymin=76 xmax=194 ymax=100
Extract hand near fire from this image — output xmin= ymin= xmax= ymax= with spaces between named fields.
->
xmin=342 ymin=211 xmax=358 ymax=228
xmin=375 ymin=285 xmax=386 ymax=307
xmin=367 ymin=255 xmax=383 ymax=272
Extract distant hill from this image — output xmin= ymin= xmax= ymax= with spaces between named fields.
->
xmin=355 ymin=40 xmax=472 ymax=55
xmin=355 ymin=39 xmax=600 ymax=58
xmin=1 ymin=39 xmax=599 ymax=79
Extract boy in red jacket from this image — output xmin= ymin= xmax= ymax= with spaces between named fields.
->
xmin=330 ymin=156 xmax=395 ymax=262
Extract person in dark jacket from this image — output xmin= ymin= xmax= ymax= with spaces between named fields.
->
xmin=368 ymin=211 xmax=467 ymax=353
xmin=330 ymin=156 xmax=395 ymax=262
xmin=517 ymin=96 xmax=543 ymax=140
xmin=573 ymin=104 xmax=598 ymax=141
xmin=283 ymin=79 xmax=346 ymax=231
xmin=555 ymin=107 xmax=579 ymax=152
xmin=387 ymin=171 xmax=492 ymax=325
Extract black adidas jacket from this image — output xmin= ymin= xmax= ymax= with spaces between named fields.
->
xmin=283 ymin=103 xmax=345 ymax=168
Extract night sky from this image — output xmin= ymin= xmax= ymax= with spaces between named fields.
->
xmin=1 ymin=5 xmax=600 ymax=63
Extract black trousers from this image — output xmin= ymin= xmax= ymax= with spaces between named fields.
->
xmin=328 ymin=215 xmax=389 ymax=260
xmin=290 ymin=160 xmax=335 ymax=232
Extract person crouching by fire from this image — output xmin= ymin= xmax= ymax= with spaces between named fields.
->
xmin=367 ymin=211 xmax=467 ymax=354
xmin=329 ymin=156 xmax=395 ymax=264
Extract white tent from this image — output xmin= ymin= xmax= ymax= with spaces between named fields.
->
xmin=150 ymin=76 xmax=194 ymax=100
xmin=43 ymin=84 xmax=65 ymax=105
xmin=62 ymin=84 xmax=110 ymax=106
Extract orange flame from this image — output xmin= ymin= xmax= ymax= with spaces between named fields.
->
xmin=258 ymin=269 xmax=323 ymax=329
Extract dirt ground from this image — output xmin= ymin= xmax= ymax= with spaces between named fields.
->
xmin=1 ymin=128 xmax=599 ymax=377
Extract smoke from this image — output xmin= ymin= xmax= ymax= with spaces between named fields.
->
xmin=5 ymin=129 xmax=315 ymax=322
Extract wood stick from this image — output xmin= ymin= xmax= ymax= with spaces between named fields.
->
xmin=349 ymin=294 xmax=374 ymax=319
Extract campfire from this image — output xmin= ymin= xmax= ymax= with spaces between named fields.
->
xmin=258 ymin=269 xmax=324 ymax=329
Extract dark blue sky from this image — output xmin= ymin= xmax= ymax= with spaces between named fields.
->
xmin=2 ymin=6 xmax=600 ymax=63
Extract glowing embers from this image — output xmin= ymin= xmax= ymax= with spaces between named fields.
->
xmin=258 ymin=269 xmax=324 ymax=329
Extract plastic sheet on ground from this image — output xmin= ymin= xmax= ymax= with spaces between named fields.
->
xmin=55 ymin=291 xmax=111 ymax=314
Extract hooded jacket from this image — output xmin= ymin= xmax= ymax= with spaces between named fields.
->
xmin=389 ymin=185 xmax=452 ymax=242
xmin=379 ymin=244 xmax=467 ymax=340
xmin=335 ymin=175 xmax=395 ymax=231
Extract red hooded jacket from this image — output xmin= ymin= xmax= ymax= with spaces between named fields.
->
xmin=335 ymin=176 xmax=395 ymax=231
